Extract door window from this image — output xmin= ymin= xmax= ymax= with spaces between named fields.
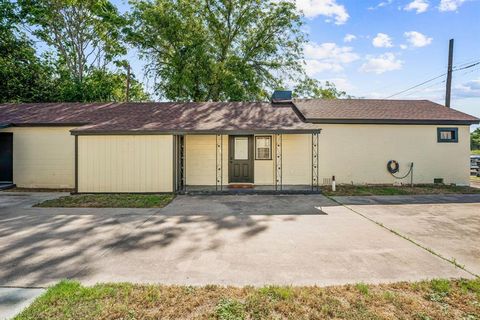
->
xmin=234 ymin=137 xmax=249 ymax=160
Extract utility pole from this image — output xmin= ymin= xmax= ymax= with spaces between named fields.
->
xmin=445 ymin=39 xmax=454 ymax=108
xmin=126 ymin=63 xmax=131 ymax=102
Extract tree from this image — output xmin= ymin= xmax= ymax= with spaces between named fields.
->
xmin=127 ymin=0 xmax=305 ymax=102
xmin=0 ymin=0 xmax=58 ymax=103
xmin=18 ymin=0 xmax=127 ymax=94
xmin=471 ymin=128 xmax=480 ymax=150
xmin=56 ymin=67 xmax=150 ymax=102
xmin=4 ymin=0 xmax=149 ymax=102
xmin=293 ymin=78 xmax=349 ymax=99
xmin=0 ymin=32 xmax=57 ymax=103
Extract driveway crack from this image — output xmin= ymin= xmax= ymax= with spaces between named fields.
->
xmin=327 ymin=196 xmax=479 ymax=278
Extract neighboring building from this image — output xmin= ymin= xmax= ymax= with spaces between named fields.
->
xmin=0 ymin=93 xmax=478 ymax=193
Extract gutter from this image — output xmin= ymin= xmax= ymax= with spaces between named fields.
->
xmin=10 ymin=123 xmax=88 ymax=127
xmin=304 ymin=118 xmax=480 ymax=125
xmin=70 ymin=129 xmax=322 ymax=136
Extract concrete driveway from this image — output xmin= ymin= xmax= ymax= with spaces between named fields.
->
xmin=334 ymin=194 xmax=480 ymax=277
xmin=0 ymin=192 xmax=473 ymax=288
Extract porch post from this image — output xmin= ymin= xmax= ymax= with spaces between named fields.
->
xmin=215 ymin=134 xmax=223 ymax=191
xmin=74 ymin=135 xmax=78 ymax=194
xmin=275 ymin=134 xmax=282 ymax=191
xmin=182 ymin=135 xmax=186 ymax=192
xmin=173 ymin=135 xmax=186 ymax=192
xmin=173 ymin=135 xmax=177 ymax=192
xmin=311 ymin=132 xmax=319 ymax=191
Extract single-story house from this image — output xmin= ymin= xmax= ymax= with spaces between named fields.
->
xmin=0 ymin=92 xmax=478 ymax=193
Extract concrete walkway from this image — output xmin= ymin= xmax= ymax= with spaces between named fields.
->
xmin=0 ymin=288 xmax=44 ymax=320
xmin=0 ymin=192 xmax=472 ymax=290
xmin=334 ymin=194 xmax=480 ymax=277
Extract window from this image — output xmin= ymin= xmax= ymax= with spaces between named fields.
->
xmin=437 ymin=128 xmax=458 ymax=143
xmin=255 ymin=136 xmax=272 ymax=160
xmin=234 ymin=137 xmax=249 ymax=160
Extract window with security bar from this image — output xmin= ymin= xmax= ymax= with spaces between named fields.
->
xmin=437 ymin=128 xmax=458 ymax=143
xmin=255 ymin=136 xmax=272 ymax=160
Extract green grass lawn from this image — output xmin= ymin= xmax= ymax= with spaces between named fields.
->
xmin=471 ymin=150 xmax=480 ymax=155
xmin=322 ymin=184 xmax=480 ymax=196
xmin=35 ymin=194 xmax=174 ymax=208
xmin=15 ymin=279 xmax=480 ymax=319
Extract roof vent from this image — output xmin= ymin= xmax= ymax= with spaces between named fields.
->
xmin=271 ymin=90 xmax=292 ymax=103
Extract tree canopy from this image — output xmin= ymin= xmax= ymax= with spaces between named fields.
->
xmin=0 ymin=0 xmax=149 ymax=103
xmin=293 ymin=78 xmax=350 ymax=99
xmin=0 ymin=0 xmax=348 ymax=103
xmin=0 ymin=0 xmax=57 ymax=102
xmin=18 ymin=0 xmax=126 ymax=83
xmin=127 ymin=0 xmax=305 ymax=101
xmin=471 ymin=128 xmax=480 ymax=150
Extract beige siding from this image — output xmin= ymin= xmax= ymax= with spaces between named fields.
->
xmin=184 ymin=125 xmax=470 ymax=187
xmin=318 ymin=124 xmax=470 ymax=185
xmin=78 ymin=135 xmax=173 ymax=192
xmin=1 ymin=127 xmax=75 ymax=188
xmin=256 ymin=134 xmax=314 ymax=186
xmin=2 ymin=123 xmax=468 ymax=191
xmin=185 ymin=135 xmax=279 ymax=186
xmin=185 ymin=134 xmax=313 ymax=186
xmin=254 ymin=135 xmax=275 ymax=185
xmin=282 ymin=134 xmax=312 ymax=185
xmin=185 ymin=135 xmax=229 ymax=185
xmin=254 ymin=159 xmax=274 ymax=185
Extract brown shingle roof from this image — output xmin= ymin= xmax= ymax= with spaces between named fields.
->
xmin=0 ymin=102 xmax=118 ymax=125
xmin=0 ymin=99 xmax=477 ymax=133
xmin=72 ymin=102 xmax=319 ymax=133
xmin=293 ymin=99 xmax=479 ymax=124
xmin=0 ymin=102 xmax=318 ymax=133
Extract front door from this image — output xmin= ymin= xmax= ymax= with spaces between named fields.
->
xmin=0 ymin=133 xmax=13 ymax=183
xmin=229 ymin=135 xmax=254 ymax=183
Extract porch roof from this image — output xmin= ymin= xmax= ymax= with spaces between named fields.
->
xmin=65 ymin=102 xmax=319 ymax=135
xmin=0 ymin=102 xmax=318 ymax=134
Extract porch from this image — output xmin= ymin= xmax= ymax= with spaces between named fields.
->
xmin=180 ymin=185 xmax=318 ymax=195
xmin=173 ymin=131 xmax=321 ymax=194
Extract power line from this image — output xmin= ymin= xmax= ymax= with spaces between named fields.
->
xmin=396 ymin=64 xmax=479 ymax=99
xmin=460 ymin=65 xmax=480 ymax=76
xmin=453 ymin=61 xmax=480 ymax=72
xmin=384 ymin=73 xmax=446 ymax=98
xmin=384 ymin=59 xmax=480 ymax=99
xmin=372 ymin=56 xmax=479 ymax=96
xmin=453 ymin=56 xmax=480 ymax=68
xmin=402 ymin=79 xmax=446 ymax=98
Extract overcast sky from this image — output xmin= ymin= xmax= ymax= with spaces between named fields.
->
xmin=114 ymin=0 xmax=479 ymax=120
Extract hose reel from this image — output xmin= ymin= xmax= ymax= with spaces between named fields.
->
xmin=387 ymin=160 xmax=399 ymax=174
xmin=387 ymin=160 xmax=414 ymax=184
